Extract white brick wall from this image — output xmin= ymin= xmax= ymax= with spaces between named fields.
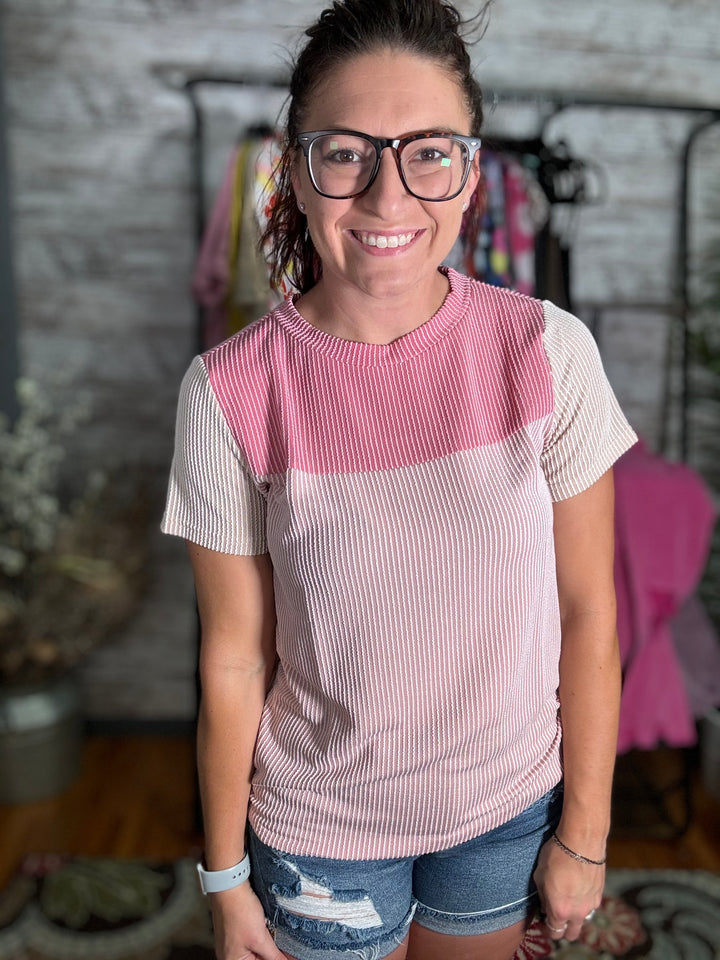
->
xmin=3 ymin=0 xmax=719 ymax=720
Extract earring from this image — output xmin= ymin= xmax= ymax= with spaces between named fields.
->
xmin=298 ymin=202 xmax=306 ymax=213
xmin=462 ymin=201 xmax=468 ymax=212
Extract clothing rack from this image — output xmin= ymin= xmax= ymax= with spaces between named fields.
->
xmin=175 ymin=72 xmax=720 ymax=462
xmin=174 ymin=73 xmax=720 ymax=838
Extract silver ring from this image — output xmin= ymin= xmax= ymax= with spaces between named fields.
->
xmin=585 ymin=908 xmax=596 ymax=921
xmin=547 ymin=924 xmax=567 ymax=934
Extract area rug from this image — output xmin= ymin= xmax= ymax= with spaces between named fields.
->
xmin=0 ymin=856 xmax=717 ymax=959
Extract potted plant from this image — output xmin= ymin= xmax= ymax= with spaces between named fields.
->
xmin=0 ymin=378 xmax=149 ymax=803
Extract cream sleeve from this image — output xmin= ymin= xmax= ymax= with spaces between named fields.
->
xmin=541 ymin=301 xmax=638 ymax=501
xmin=161 ymin=356 xmax=268 ymax=554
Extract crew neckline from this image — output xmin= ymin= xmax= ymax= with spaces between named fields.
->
xmin=273 ymin=267 xmax=470 ymax=366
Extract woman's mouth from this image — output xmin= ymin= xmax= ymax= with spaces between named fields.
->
xmin=353 ymin=231 xmax=418 ymax=249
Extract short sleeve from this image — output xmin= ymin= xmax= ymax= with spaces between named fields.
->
xmin=541 ymin=301 xmax=637 ymax=501
xmin=161 ymin=356 xmax=268 ymax=554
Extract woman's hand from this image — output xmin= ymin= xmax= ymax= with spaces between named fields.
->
xmin=209 ymin=883 xmax=285 ymax=960
xmin=533 ymin=836 xmax=603 ymax=942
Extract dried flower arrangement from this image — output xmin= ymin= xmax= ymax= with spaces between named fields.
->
xmin=0 ymin=379 xmax=150 ymax=685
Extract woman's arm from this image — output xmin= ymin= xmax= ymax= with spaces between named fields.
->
xmin=188 ymin=542 xmax=283 ymax=960
xmin=534 ymin=469 xmax=621 ymax=942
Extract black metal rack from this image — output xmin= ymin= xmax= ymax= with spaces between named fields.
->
xmin=177 ymin=73 xmax=720 ymax=461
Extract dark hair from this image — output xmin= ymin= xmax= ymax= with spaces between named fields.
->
xmin=263 ymin=0 xmax=489 ymax=294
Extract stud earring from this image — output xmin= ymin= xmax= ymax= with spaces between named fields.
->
xmin=298 ymin=202 xmax=306 ymax=213
xmin=462 ymin=202 xmax=468 ymax=212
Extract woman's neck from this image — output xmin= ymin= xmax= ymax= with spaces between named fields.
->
xmin=295 ymin=269 xmax=450 ymax=346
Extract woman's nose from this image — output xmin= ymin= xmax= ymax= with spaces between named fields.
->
xmin=363 ymin=147 xmax=410 ymax=212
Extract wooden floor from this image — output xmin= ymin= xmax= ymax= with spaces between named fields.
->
xmin=0 ymin=736 xmax=718 ymax=890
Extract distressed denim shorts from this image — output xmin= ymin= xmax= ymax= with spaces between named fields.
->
xmin=248 ymin=782 xmax=563 ymax=960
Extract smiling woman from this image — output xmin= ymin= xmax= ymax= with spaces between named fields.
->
xmin=160 ymin=2 xmax=638 ymax=959
xmin=287 ymin=49 xmax=482 ymax=343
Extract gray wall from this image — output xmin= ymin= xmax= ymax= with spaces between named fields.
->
xmin=0 ymin=26 xmax=19 ymax=422
xmin=3 ymin=0 xmax=719 ymax=721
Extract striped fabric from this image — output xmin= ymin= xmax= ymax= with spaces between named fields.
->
xmin=162 ymin=269 xmax=637 ymax=859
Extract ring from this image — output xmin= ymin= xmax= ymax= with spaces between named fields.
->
xmin=547 ymin=924 xmax=567 ymax=934
xmin=585 ymin=909 xmax=596 ymax=921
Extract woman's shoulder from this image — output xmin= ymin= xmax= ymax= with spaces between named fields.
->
xmin=447 ymin=269 xmax=546 ymax=345
xmin=448 ymin=270 xmax=592 ymax=351
xmin=198 ymin=299 xmax=295 ymax=379
xmin=540 ymin=299 xmax=602 ymax=369
xmin=447 ymin=268 xmax=540 ymax=312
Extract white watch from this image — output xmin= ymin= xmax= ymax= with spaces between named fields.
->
xmin=196 ymin=853 xmax=251 ymax=894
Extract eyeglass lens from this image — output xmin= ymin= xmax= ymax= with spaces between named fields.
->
xmin=308 ymin=134 xmax=469 ymax=200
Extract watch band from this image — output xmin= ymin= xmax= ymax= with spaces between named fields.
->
xmin=196 ymin=853 xmax=251 ymax=894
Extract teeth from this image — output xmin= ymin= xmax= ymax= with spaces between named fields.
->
xmin=357 ymin=232 xmax=415 ymax=248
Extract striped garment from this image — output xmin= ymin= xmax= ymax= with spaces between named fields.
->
xmin=162 ymin=268 xmax=637 ymax=859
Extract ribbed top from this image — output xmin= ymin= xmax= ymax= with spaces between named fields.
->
xmin=272 ymin=267 xmax=468 ymax=366
xmin=162 ymin=270 xmax=637 ymax=859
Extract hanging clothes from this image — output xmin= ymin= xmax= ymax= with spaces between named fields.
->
xmin=445 ymin=148 xmax=549 ymax=296
xmin=191 ymin=146 xmax=239 ymax=349
xmin=614 ymin=439 xmax=718 ymax=753
xmin=192 ymin=134 xmax=282 ymax=350
xmin=227 ymin=138 xmax=280 ymax=334
xmin=503 ymin=157 xmax=538 ymax=296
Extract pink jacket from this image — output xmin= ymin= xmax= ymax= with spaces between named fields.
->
xmin=614 ymin=440 xmax=717 ymax=752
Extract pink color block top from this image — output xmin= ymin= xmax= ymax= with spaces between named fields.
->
xmin=162 ymin=269 xmax=637 ymax=859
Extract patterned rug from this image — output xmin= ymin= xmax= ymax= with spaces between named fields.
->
xmin=0 ymin=856 xmax=717 ymax=959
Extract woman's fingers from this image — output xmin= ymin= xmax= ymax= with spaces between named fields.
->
xmin=542 ymin=905 xmax=598 ymax=941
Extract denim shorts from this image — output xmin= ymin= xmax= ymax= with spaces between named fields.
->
xmin=248 ymin=782 xmax=563 ymax=960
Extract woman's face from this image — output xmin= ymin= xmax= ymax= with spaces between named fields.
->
xmin=292 ymin=49 xmax=480 ymax=306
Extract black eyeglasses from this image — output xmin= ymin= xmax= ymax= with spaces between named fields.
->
xmin=296 ymin=129 xmax=481 ymax=201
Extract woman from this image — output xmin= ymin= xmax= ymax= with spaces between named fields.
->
xmin=162 ymin=2 xmax=637 ymax=958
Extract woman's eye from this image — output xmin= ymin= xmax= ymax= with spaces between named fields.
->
xmin=326 ymin=148 xmax=362 ymax=164
xmin=416 ymin=148 xmax=446 ymax=162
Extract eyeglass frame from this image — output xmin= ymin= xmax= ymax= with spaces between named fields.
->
xmin=296 ymin=129 xmax=482 ymax=202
